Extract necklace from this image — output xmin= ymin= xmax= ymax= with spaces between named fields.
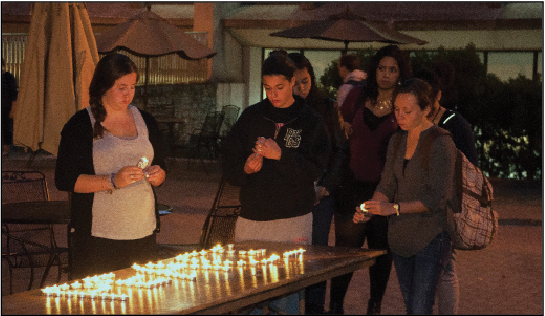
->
xmin=373 ymin=99 xmax=393 ymax=111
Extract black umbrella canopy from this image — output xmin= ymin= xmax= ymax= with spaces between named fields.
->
xmin=270 ymin=5 xmax=427 ymax=54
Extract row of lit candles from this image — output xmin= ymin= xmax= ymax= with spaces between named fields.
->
xmin=41 ymin=286 xmax=129 ymax=301
xmin=41 ymin=247 xmax=307 ymax=301
xmin=173 ymin=248 xmax=269 ymax=261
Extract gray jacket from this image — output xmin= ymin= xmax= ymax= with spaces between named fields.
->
xmin=376 ymin=125 xmax=456 ymax=257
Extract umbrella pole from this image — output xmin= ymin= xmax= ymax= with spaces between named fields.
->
xmin=144 ymin=56 xmax=149 ymax=112
xmin=343 ymin=41 xmax=349 ymax=55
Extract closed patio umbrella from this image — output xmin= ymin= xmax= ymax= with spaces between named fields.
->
xmin=13 ymin=3 xmax=99 ymax=156
xmin=270 ymin=5 xmax=427 ymax=54
xmin=95 ymin=6 xmax=216 ymax=110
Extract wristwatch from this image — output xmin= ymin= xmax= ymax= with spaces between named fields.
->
xmin=393 ymin=203 xmax=400 ymax=216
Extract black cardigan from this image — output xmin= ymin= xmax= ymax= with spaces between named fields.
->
xmin=54 ymin=108 xmax=166 ymax=237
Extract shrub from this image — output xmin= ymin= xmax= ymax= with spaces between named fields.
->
xmin=319 ymin=44 xmax=542 ymax=180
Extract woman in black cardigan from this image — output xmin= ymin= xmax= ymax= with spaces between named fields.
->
xmin=55 ymin=54 xmax=166 ymax=280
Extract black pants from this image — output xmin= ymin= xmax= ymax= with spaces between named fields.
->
xmin=330 ymin=181 xmax=393 ymax=307
xmin=70 ymin=232 xmax=158 ymax=280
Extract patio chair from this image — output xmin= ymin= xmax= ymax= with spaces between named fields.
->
xmin=1 ymin=171 xmax=69 ymax=294
xmin=220 ymin=105 xmax=240 ymax=137
xmin=184 ymin=111 xmax=225 ymax=173
xmin=198 ymin=175 xmax=241 ymax=250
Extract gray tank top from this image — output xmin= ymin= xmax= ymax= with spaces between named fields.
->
xmin=87 ymin=106 xmax=155 ymax=240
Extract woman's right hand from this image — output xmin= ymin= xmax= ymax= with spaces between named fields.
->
xmin=115 ymin=166 xmax=145 ymax=188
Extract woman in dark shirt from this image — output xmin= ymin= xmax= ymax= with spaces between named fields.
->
xmin=330 ymin=45 xmax=412 ymax=315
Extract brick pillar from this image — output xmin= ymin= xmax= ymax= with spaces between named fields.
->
xmin=193 ymin=3 xmax=214 ymax=80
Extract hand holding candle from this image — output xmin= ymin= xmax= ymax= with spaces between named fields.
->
xmin=144 ymin=165 xmax=166 ymax=187
xmin=353 ymin=203 xmax=373 ymax=223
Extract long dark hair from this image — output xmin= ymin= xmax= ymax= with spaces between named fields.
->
xmin=89 ymin=53 xmax=139 ymax=139
xmin=365 ymin=45 xmax=412 ymax=102
xmin=287 ymin=53 xmax=323 ymax=106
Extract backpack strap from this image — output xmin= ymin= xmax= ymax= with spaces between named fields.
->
xmin=418 ymin=128 xmax=448 ymax=171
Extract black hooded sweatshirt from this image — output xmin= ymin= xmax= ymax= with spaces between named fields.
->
xmin=221 ymin=96 xmax=330 ymax=221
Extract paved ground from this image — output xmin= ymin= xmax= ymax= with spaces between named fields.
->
xmin=2 ymin=151 xmax=543 ymax=314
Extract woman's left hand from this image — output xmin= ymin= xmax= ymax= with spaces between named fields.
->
xmin=255 ymin=137 xmax=281 ymax=160
xmin=363 ymin=201 xmax=396 ymax=216
xmin=144 ymin=165 xmax=166 ymax=187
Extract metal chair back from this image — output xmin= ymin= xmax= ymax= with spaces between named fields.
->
xmin=184 ymin=111 xmax=225 ymax=173
xmin=220 ymin=105 xmax=240 ymax=136
xmin=1 ymin=171 xmax=68 ymax=294
xmin=198 ymin=176 xmax=240 ymax=249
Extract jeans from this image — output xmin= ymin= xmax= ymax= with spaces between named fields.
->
xmin=305 ymin=195 xmax=335 ymax=314
xmin=393 ymin=231 xmax=452 ymax=315
xmin=330 ymin=181 xmax=393 ymax=308
xmin=437 ymin=249 xmax=459 ymax=314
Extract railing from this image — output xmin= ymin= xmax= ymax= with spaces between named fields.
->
xmin=2 ymin=34 xmax=27 ymax=84
xmin=2 ymin=32 xmax=210 ymax=85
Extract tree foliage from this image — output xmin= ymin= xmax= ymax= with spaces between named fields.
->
xmin=319 ymin=44 xmax=542 ymax=180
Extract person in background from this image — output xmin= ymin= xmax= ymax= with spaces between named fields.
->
xmin=330 ymin=44 xmax=411 ymax=315
xmin=220 ymin=50 xmax=330 ymax=314
xmin=289 ymin=52 xmax=349 ymax=314
xmin=2 ymin=58 xmax=18 ymax=156
xmin=356 ymin=78 xmax=456 ymax=314
xmin=414 ymin=67 xmax=478 ymax=314
xmin=336 ymin=54 xmax=367 ymax=111
xmin=55 ymin=53 xmax=166 ymax=280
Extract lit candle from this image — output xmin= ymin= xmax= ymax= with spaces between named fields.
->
xmin=227 ymin=244 xmax=234 ymax=251
xmin=137 ymin=157 xmax=149 ymax=169
xmin=199 ymin=250 xmax=208 ymax=256
xmin=41 ymin=287 xmax=53 ymax=296
xmin=239 ymin=250 xmax=246 ymax=256
xmin=156 ymin=261 xmax=165 ymax=269
xmin=59 ymin=283 xmax=70 ymax=291
xmin=237 ymin=260 xmax=246 ymax=267
xmin=70 ymin=281 xmax=82 ymax=289
xmin=249 ymin=258 xmax=259 ymax=267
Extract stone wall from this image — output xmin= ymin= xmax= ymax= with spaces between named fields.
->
xmin=132 ymin=83 xmax=217 ymax=154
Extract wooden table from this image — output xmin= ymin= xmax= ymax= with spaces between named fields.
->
xmin=1 ymin=240 xmax=385 ymax=314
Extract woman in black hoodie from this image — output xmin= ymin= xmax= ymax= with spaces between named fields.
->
xmin=220 ymin=50 xmax=330 ymax=313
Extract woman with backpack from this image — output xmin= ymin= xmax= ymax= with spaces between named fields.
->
xmin=356 ymin=78 xmax=457 ymax=314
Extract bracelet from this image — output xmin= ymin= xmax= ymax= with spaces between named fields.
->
xmin=105 ymin=175 xmax=113 ymax=194
xmin=110 ymin=172 xmax=118 ymax=190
